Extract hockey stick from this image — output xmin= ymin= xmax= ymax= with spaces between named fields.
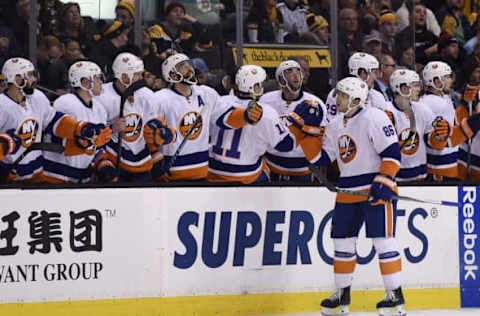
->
xmin=164 ymin=104 xmax=209 ymax=174
xmin=467 ymin=100 xmax=473 ymax=181
xmin=116 ymin=79 xmax=147 ymax=171
xmin=37 ymin=85 xmax=61 ymax=97
xmin=308 ymin=164 xmax=458 ymax=207
xmin=10 ymin=143 xmax=64 ymax=173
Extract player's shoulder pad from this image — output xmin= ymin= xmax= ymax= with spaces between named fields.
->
xmin=260 ymin=90 xmax=281 ymax=103
xmin=366 ymin=106 xmax=392 ymax=125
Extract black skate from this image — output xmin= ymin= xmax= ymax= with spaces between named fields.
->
xmin=320 ymin=286 xmax=350 ymax=315
xmin=376 ymin=287 xmax=406 ymax=316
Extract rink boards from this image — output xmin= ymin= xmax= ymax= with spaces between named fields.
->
xmin=0 ymin=186 xmax=477 ymax=315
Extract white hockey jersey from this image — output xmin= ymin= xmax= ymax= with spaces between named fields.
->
xmin=276 ymin=2 xmax=309 ymax=38
xmin=43 ymin=93 xmax=108 ymax=183
xmin=317 ymin=107 xmax=400 ymax=203
xmin=325 ymin=86 xmax=393 ymax=123
xmin=152 ymin=85 xmax=231 ymax=181
xmin=94 ymin=82 xmax=156 ymax=173
xmin=260 ymin=90 xmax=327 ymax=176
xmin=387 ymin=101 xmax=437 ymax=181
xmin=0 ymin=89 xmax=59 ymax=181
xmin=420 ymin=93 xmax=458 ymax=178
xmin=208 ymin=95 xmax=293 ymax=184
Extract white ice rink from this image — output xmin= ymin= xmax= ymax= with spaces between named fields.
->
xmin=259 ymin=310 xmax=480 ymax=316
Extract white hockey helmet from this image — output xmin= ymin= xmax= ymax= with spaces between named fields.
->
xmin=68 ymin=61 xmax=103 ymax=90
xmin=2 ymin=57 xmax=36 ymax=88
xmin=422 ymin=61 xmax=452 ymax=91
xmin=336 ymin=77 xmax=369 ymax=112
xmin=162 ymin=53 xmax=196 ymax=85
xmin=275 ymin=60 xmax=304 ymax=93
xmin=235 ymin=64 xmax=267 ymax=98
xmin=348 ymin=52 xmax=379 ymax=79
xmin=389 ymin=69 xmax=421 ymax=97
xmin=112 ymin=52 xmax=144 ymax=87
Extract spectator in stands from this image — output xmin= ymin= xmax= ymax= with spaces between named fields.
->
xmin=0 ymin=27 xmax=17 ymax=67
xmin=11 ymin=0 xmax=41 ymax=57
xmin=116 ymin=0 xmax=135 ymax=27
xmin=464 ymin=20 xmax=480 ymax=55
xmin=89 ymin=21 xmax=130 ymax=79
xmin=337 ymin=8 xmax=365 ymax=77
xmin=433 ymin=33 xmax=465 ymax=91
xmin=55 ymin=2 xmax=97 ymax=56
xmin=436 ymin=0 xmax=473 ymax=46
xmin=309 ymin=0 xmax=330 ymax=23
xmin=395 ymin=41 xmax=415 ymax=69
xmin=303 ymin=13 xmax=329 ymax=45
xmin=374 ymin=54 xmax=396 ymax=101
xmin=363 ymin=32 xmax=383 ymax=60
xmin=359 ymin=0 xmax=392 ymax=34
xmin=378 ymin=9 xmax=399 ymax=55
xmin=246 ymin=0 xmax=283 ymax=43
xmin=141 ymin=30 xmax=162 ymax=79
xmin=148 ymin=2 xmax=211 ymax=55
xmin=396 ymin=0 xmax=441 ymax=36
xmin=464 ymin=46 xmax=480 ymax=88
xmin=40 ymin=0 xmax=64 ymax=36
xmin=37 ymin=35 xmax=64 ymax=90
xmin=276 ymin=0 xmax=309 ymax=43
xmin=144 ymin=70 xmax=166 ymax=91
xmin=45 ymin=38 xmax=86 ymax=97
xmin=192 ymin=57 xmax=209 ymax=85
xmin=395 ymin=2 xmax=437 ymax=66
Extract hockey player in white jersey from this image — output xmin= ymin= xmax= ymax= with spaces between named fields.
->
xmin=151 ymin=53 xmax=263 ymax=181
xmin=309 ymin=77 xmax=406 ymax=316
xmin=260 ymin=60 xmax=327 ymax=182
xmin=94 ymin=52 xmax=176 ymax=182
xmin=325 ymin=52 xmax=392 ymax=123
xmin=386 ymin=69 xmax=453 ymax=181
xmin=420 ymin=61 xmax=459 ymax=179
xmin=208 ymin=64 xmax=302 ymax=184
xmin=0 ymin=58 xmax=111 ymax=183
xmin=43 ymin=61 xmax=113 ymax=183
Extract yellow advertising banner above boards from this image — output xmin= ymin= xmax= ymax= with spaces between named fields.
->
xmin=232 ymin=46 xmax=331 ymax=68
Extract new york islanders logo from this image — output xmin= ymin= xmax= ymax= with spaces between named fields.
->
xmin=338 ymin=134 xmax=357 ymax=163
xmin=122 ymin=113 xmax=143 ymax=142
xmin=16 ymin=118 xmax=39 ymax=148
xmin=399 ymin=128 xmax=419 ymax=155
xmin=179 ymin=111 xmax=202 ymax=140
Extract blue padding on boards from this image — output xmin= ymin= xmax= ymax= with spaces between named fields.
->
xmin=458 ymin=186 xmax=480 ymax=307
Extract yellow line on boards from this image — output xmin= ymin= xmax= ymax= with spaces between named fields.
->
xmin=0 ymin=288 xmax=460 ymax=316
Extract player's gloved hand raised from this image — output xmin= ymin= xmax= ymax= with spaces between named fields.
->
xmin=0 ymin=129 xmax=21 ymax=159
xmin=96 ymin=159 xmax=117 ymax=183
xmin=144 ymin=118 xmax=176 ymax=146
xmin=244 ymin=100 xmax=263 ymax=125
xmin=288 ymin=99 xmax=324 ymax=136
xmin=432 ymin=116 xmax=450 ymax=141
xmin=369 ymin=174 xmax=398 ymax=205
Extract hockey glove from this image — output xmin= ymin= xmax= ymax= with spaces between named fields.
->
xmin=432 ymin=117 xmax=451 ymax=141
xmin=288 ymin=99 xmax=324 ymax=136
xmin=75 ymin=122 xmax=112 ymax=149
xmin=144 ymin=118 xmax=176 ymax=147
xmin=96 ymin=159 xmax=118 ymax=183
xmin=0 ymin=129 xmax=21 ymax=160
xmin=465 ymin=112 xmax=480 ymax=136
xmin=369 ymin=174 xmax=398 ymax=206
xmin=244 ymin=100 xmax=263 ymax=125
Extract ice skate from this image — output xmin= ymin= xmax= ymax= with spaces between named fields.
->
xmin=377 ymin=287 xmax=406 ymax=316
xmin=320 ymin=286 xmax=350 ymax=315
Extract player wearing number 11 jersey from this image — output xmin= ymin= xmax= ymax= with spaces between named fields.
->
xmin=208 ymin=65 xmax=297 ymax=184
